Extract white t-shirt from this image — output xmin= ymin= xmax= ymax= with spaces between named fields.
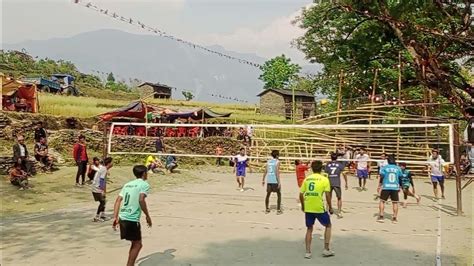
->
xmin=246 ymin=126 xmax=253 ymax=137
xmin=428 ymin=156 xmax=445 ymax=177
xmin=356 ymin=154 xmax=370 ymax=170
xmin=92 ymin=165 xmax=107 ymax=193
xmin=19 ymin=145 xmax=26 ymax=157
xmin=377 ymin=159 xmax=388 ymax=173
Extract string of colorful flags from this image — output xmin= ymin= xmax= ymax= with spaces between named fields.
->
xmin=73 ymin=0 xmax=262 ymax=68
xmin=208 ymin=93 xmax=249 ymax=103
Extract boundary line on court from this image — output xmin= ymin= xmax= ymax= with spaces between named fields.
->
xmin=436 ymin=199 xmax=442 ymax=266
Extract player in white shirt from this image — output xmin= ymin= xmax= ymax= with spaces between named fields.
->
xmin=427 ymin=149 xmax=447 ymax=199
xmin=355 ymin=148 xmax=370 ymax=191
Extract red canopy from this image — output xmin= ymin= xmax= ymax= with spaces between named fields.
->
xmin=99 ymin=101 xmax=158 ymax=121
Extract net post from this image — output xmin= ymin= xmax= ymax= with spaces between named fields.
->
xmin=453 ymin=123 xmax=462 ymax=215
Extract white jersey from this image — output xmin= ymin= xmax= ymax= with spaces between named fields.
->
xmin=428 ymin=156 xmax=445 ymax=176
xmin=377 ymin=159 xmax=388 ymax=173
xmin=356 ymin=154 xmax=370 ymax=170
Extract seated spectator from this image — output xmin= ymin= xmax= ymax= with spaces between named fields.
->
xmin=34 ymin=121 xmax=48 ymax=143
xmin=13 ymin=135 xmax=32 ymax=175
xmin=9 ymin=162 xmax=29 ymax=190
xmin=165 ymin=155 xmax=178 ymax=173
xmin=34 ymin=137 xmax=53 ymax=171
xmin=87 ymin=157 xmax=101 ymax=183
xmin=145 ymin=154 xmax=164 ymax=174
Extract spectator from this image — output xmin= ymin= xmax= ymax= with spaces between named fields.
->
xmin=165 ymin=155 xmax=178 ymax=173
xmin=145 ymin=154 xmax=164 ymax=173
xmin=238 ymin=127 xmax=245 ymax=140
xmin=9 ymin=162 xmax=29 ymax=190
xmin=87 ymin=157 xmax=101 ymax=183
xmin=34 ymin=121 xmax=48 ymax=143
xmin=215 ymin=144 xmax=224 ymax=166
xmin=73 ymin=135 xmax=89 ymax=187
xmin=246 ymin=125 xmax=253 ymax=144
xmin=13 ymin=135 xmax=32 ymax=174
xmin=155 ymin=135 xmax=165 ymax=154
xmin=34 ymin=136 xmax=53 ymax=171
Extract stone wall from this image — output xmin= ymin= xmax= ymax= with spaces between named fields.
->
xmin=259 ymin=91 xmax=286 ymax=117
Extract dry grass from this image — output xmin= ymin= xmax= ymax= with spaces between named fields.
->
xmin=37 ymin=93 xmax=284 ymax=123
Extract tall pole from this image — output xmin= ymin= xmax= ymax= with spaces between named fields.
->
xmin=396 ymin=52 xmax=402 ymax=158
xmin=336 ymin=69 xmax=344 ymax=125
xmin=453 ymin=123 xmax=462 ymax=215
xmin=368 ymin=68 xmax=378 ymax=134
xmin=292 ymin=85 xmax=296 ymax=124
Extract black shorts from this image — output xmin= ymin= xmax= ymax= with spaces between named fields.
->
xmin=119 ymin=220 xmax=142 ymax=241
xmin=380 ymin=190 xmax=399 ymax=202
xmin=92 ymin=192 xmax=105 ymax=202
xmin=331 ymin=186 xmax=342 ymax=199
xmin=267 ymin=183 xmax=280 ymax=193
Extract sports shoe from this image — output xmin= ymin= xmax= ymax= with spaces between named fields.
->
xmin=277 ymin=210 xmax=283 ymax=215
xmin=376 ymin=216 xmax=384 ymax=223
xmin=304 ymin=253 xmax=312 ymax=259
xmin=75 ymin=183 xmax=81 ymax=187
xmin=240 ymin=188 xmax=244 ymax=192
xmin=392 ymin=217 xmax=398 ymax=224
xmin=93 ymin=217 xmax=105 ymax=222
xmin=265 ymin=209 xmax=270 ymax=214
xmin=336 ymin=212 xmax=343 ymax=219
xmin=322 ymin=249 xmax=335 ymax=257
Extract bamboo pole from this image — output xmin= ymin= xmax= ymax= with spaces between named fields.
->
xmin=336 ymin=69 xmax=344 ymax=125
xmin=396 ymin=53 xmax=402 ymax=158
xmin=369 ymin=68 xmax=378 ymax=135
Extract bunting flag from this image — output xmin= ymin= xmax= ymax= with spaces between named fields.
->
xmin=73 ymin=0 xmax=262 ymax=69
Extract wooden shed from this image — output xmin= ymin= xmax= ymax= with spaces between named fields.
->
xmin=257 ymin=88 xmax=315 ymax=120
xmin=138 ymin=82 xmax=173 ymax=99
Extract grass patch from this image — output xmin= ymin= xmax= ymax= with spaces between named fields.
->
xmin=37 ymin=93 xmax=284 ymax=123
xmin=0 ymin=166 xmax=201 ymax=217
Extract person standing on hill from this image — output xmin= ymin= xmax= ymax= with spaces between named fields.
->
xmin=73 ymin=135 xmax=89 ymax=187
xmin=34 ymin=121 xmax=48 ymax=143
xmin=262 ymin=150 xmax=282 ymax=214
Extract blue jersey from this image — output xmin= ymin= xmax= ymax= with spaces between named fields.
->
xmin=266 ymin=159 xmax=279 ymax=184
xmin=380 ymin=164 xmax=402 ymax=190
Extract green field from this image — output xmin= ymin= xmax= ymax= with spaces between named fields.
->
xmin=38 ymin=93 xmax=285 ymax=123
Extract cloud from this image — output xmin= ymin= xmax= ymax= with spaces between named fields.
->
xmin=195 ymin=6 xmax=310 ymax=64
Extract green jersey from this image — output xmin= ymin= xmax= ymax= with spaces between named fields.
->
xmin=118 ymin=179 xmax=150 ymax=222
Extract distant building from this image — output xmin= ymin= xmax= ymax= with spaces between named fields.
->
xmin=257 ymin=88 xmax=315 ymax=120
xmin=137 ymin=82 xmax=173 ymax=99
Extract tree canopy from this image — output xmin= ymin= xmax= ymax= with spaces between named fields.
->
xmin=259 ymin=55 xmax=302 ymax=89
xmin=295 ymin=0 xmax=473 ymax=115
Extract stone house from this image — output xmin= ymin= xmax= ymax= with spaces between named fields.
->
xmin=137 ymin=82 xmax=173 ymax=99
xmin=257 ymin=88 xmax=316 ymax=120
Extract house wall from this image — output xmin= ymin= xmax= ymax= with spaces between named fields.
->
xmin=137 ymin=84 xmax=154 ymax=98
xmin=154 ymin=86 xmax=172 ymax=99
xmin=259 ymin=91 xmax=286 ymax=117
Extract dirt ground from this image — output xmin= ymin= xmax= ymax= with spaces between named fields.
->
xmin=1 ymin=169 xmax=472 ymax=266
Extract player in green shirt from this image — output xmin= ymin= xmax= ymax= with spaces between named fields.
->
xmin=299 ymin=161 xmax=334 ymax=259
xmin=112 ymin=165 xmax=152 ymax=266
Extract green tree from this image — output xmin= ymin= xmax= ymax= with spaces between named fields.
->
xmin=182 ymin=91 xmax=194 ymax=101
xmin=259 ymin=55 xmax=301 ymax=89
xmin=107 ymin=72 xmax=115 ymax=83
xmin=289 ymin=75 xmax=317 ymax=94
xmin=295 ymin=1 xmax=473 ymax=114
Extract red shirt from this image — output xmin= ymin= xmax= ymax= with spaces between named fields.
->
xmin=296 ymin=164 xmax=309 ymax=187
xmin=73 ymin=143 xmax=88 ymax=162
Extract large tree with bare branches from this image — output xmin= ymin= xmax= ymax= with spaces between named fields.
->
xmin=296 ymin=0 xmax=473 ymax=115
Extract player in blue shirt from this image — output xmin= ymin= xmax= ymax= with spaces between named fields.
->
xmin=377 ymin=154 xmax=403 ymax=224
xmin=261 ymin=150 xmax=281 ymax=214
xmin=233 ymin=148 xmax=250 ymax=192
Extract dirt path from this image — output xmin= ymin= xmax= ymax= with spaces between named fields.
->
xmin=1 ymin=171 xmax=472 ymax=265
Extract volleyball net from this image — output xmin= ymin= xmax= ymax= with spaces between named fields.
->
xmin=107 ymin=122 xmax=454 ymax=165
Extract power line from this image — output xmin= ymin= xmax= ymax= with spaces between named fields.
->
xmin=73 ymin=0 xmax=262 ymax=69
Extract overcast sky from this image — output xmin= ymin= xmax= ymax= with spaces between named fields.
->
xmin=1 ymin=0 xmax=313 ymax=64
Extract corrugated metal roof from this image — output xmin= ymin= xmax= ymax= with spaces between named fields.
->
xmin=257 ymin=88 xmax=314 ymax=98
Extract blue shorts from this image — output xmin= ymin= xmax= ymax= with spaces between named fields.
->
xmin=305 ymin=212 xmax=331 ymax=228
xmin=357 ymin=169 xmax=368 ymax=179
xmin=236 ymin=168 xmax=246 ymax=177
xmin=431 ymin=175 xmax=444 ymax=183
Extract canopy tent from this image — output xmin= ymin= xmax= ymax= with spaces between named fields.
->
xmin=99 ymin=101 xmax=232 ymax=122
xmin=1 ymin=73 xmax=39 ymax=113
xmin=98 ymin=101 xmax=169 ymax=121
xmin=165 ymin=108 xmax=232 ymax=121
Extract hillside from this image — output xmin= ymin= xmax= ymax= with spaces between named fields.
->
xmin=3 ymin=29 xmax=322 ymax=103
